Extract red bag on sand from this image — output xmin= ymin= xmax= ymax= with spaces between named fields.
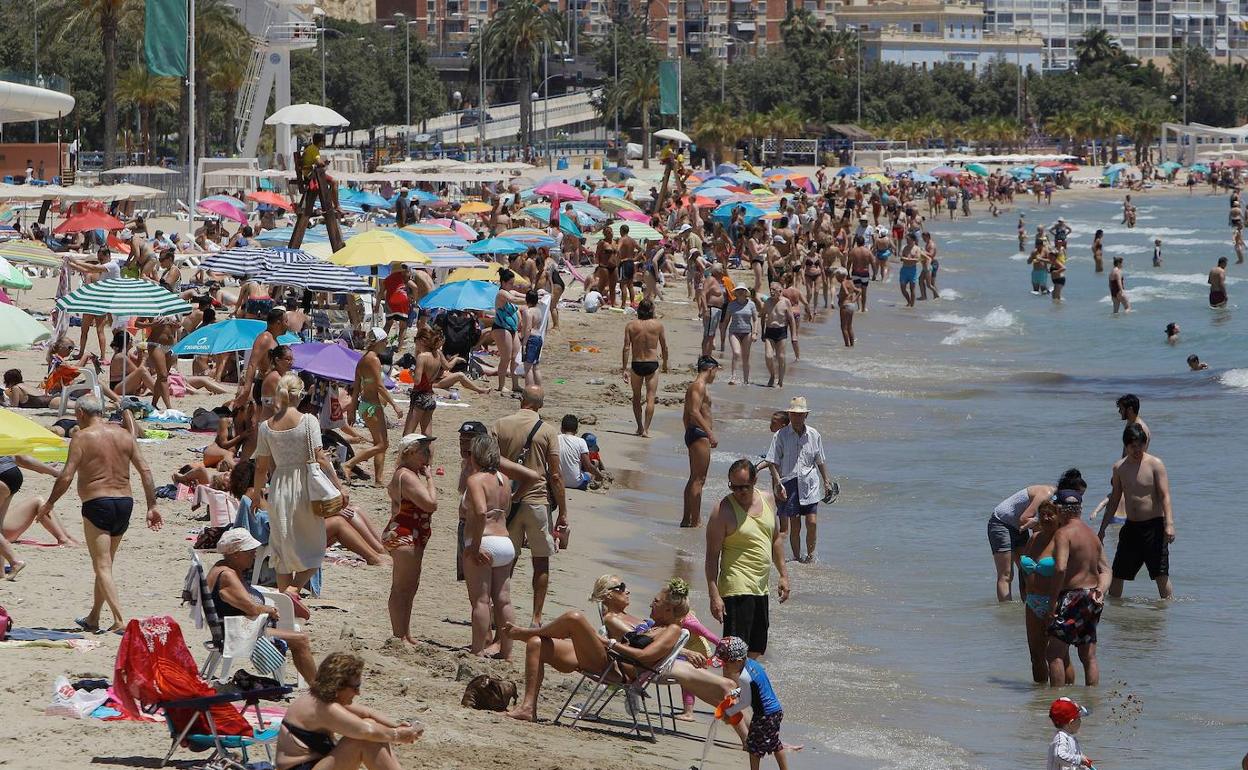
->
xmin=0 ymin=605 xmax=11 ymax=641
xmin=113 ymin=615 xmax=252 ymax=738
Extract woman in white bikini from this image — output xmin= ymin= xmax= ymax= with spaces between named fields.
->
xmin=461 ymin=434 xmax=519 ymax=660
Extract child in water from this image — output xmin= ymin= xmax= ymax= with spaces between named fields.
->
xmin=1047 ymin=696 xmax=1095 ymax=770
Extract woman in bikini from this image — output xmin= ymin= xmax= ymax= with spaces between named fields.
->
xmin=491 ymin=269 xmax=525 ymax=394
xmin=461 ymin=434 xmax=518 ymax=660
xmin=1021 ymin=500 xmax=1063 ymax=684
xmin=746 ymin=222 xmax=766 ymax=293
xmin=403 ymin=328 xmax=488 ymax=437
xmin=594 ymin=226 xmax=618 ymax=308
xmin=343 ymin=329 xmax=403 ymax=483
xmin=106 ymin=331 xmax=155 ymax=398
xmin=275 ymin=652 xmax=420 ymax=770
xmin=383 ymin=434 xmax=437 ymax=645
xmin=836 ymin=268 xmax=859 ymax=347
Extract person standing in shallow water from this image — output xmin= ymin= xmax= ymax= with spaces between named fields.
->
xmin=1100 ymin=423 xmax=1175 ymax=600
xmin=1043 ymin=487 xmax=1109 ymax=687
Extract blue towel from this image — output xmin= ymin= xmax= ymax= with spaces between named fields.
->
xmin=7 ymin=627 xmax=84 ymax=641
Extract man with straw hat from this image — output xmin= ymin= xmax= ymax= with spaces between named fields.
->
xmin=763 ymin=396 xmax=832 ymax=564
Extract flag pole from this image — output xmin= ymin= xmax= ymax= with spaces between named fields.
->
xmin=187 ymin=0 xmax=197 ymax=239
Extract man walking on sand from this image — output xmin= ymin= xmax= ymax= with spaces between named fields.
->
xmin=682 ymin=356 xmax=719 ymax=528
xmin=1044 ymin=489 xmax=1110 ymax=687
xmin=621 ymin=298 xmax=669 ymax=438
xmin=39 ymin=396 xmax=161 ymax=633
xmin=493 ymin=385 xmax=567 ymax=625
xmin=1100 ymin=423 xmax=1175 ymax=599
xmin=763 ymin=396 xmax=833 ymax=564
xmin=847 ymin=235 xmax=873 ymax=313
xmin=701 ymin=265 xmax=728 ymax=357
xmin=706 ymin=458 xmax=791 ymax=658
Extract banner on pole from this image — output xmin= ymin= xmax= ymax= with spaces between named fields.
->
xmin=658 ymin=61 xmax=679 ymax=116
xmin=145 ymin=0 xmax=189 ymax=77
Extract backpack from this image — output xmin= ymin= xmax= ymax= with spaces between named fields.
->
xmin=442 ymin=313 xmax=480 ymax=358
xmin=460 ymin=675 xmax=517 ymax=711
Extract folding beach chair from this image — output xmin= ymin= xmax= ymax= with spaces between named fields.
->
xmin=554 ymin=628 xmax=689 ymax=742
xmin=157 ymin=684 xmax=290 ymax=769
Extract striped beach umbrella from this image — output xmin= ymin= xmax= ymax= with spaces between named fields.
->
xmin=199 ymin=247 xmax=277 ymax=277
xmin=268 ymin=260 xmax=373 ymax=293
xmin=0 ymin=240 xmax=61 ymax=268
xmin=465 ymin=237 xmax=527 ymax=256
xmin=56 ymin=278 xmax=191 ymax=317
xmin=402 ymin=223 xmax=469 ymax=248
xmin=499 ymin=227 xmax=557 ymax=248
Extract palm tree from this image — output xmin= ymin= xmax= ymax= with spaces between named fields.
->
xmin=1045 ymin=113 xmax=1080 ymax=157
xmin=116 ymin=68 xmax=180 ymax=163
xmin=1075 ymin=28 xmax=1117 ymax=70
xmin=1129 ymin=104 xmax=1168 ymax=164
xmin=481 ymin=0 xmax=563 ymax=149
xmin=43 ymin=0 xmax=140 ymax=168
xmin=611 ymin=59 xmax=660 ymax=167
xmin=194 ymin=0 xmax=250 ymax=158
xmin=762 ymin=105 xmax=803 ymax=166
xmin=692 ymin=104 xmax=738 ymax=169
xmin=779 ymin=8 xmax=822 ymax=50
xmin=738 ymin=112 xmax=768 ymax=166
xmin=1105 ymin=109 xmax=1131 ymax=163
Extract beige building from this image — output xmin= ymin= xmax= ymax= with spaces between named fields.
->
xmin=322 ymin=0 xmax=377 ymax=23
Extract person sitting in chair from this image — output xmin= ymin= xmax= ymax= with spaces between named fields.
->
xmin=300 ymin=132 xmax=340 ymax=214
xmin=206 ymin=528 xmax=318 ymax=686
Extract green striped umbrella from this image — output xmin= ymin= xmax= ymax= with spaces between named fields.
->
xmin=56 ymin=278 xmax=191 ymax=316
xmin=584 ymin=219 xmax=664 ymax=246
xmin=0 ymin=256 xmax=32 ymax=290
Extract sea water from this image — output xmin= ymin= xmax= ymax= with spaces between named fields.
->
xmin=609 ymin=191 xmax=1248 ymax=769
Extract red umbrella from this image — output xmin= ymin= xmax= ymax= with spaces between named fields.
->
xmin=1224 ymin=158 xmax=1248 ymax=169
xmin=246 ymin=190 xmax=294 ymax=211
xmin=53 ymin=209 xmax=125 ymax=234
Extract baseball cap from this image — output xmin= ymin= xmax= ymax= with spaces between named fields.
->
xmin=582 ymin=432 xmax=598 ymax=449
xmin=458 ymin=420 xmax=488 ymax=436
xmin=1049 ymin=697 xmax=1089 ymax=728
xmin=696 ymin=355 xmax=720 ymax=371
xmin=216 ymin=528 xmax=262 ymax=555
xmin=1054 ymin=489 xmax=1084 ymax=505
xmin=398 ymin=433 xmax=436 ymax=452
xmin=367 ymin=327 xmax=388 ymax=344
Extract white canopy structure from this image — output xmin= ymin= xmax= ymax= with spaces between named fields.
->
xmin=0 ymin=78 xmax=74 ymax=123
xmin=882 ymin=153 xmax=1078 ymax=166
xmin=1160 ymin=122 xmax=1248 ymax=163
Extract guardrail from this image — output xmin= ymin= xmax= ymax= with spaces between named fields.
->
xmin=0 ymin=70 xmax=71 ymax=95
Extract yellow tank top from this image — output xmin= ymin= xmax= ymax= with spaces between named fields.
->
xmin=717 ymin=489 xmax=776 ymax=598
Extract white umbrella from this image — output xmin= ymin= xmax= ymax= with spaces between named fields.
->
xmin=654 ymin=128 xmax=692 ymax=144
xmin=101 ymin=165 xmax=180 ymax=176
xmin=265 ymin=103 xmax=349 ymax=127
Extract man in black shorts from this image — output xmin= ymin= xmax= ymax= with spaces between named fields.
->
xmin=39 ymin=396 xmax=161 ymax=633
xmin=705 ymin=459 xmax=790 ymax=657
xmin=1100 ymin=423 xmax=1175 ymax=599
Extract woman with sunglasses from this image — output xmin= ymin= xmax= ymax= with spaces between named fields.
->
xmin=276 ymin=652 xmax=422 ymax=770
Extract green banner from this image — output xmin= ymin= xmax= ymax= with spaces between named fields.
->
xmin=145 ymin=0 xmax=188 ymax=77
xmin=658 ymin=60 xmax=679 ymax=116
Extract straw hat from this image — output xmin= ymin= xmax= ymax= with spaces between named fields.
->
xmin=787 ymin=396 xmax=810 ymax=414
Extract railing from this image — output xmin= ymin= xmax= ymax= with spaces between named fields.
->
xmin=267 ymin=21 xmax=319 ymax=47
xmin=0 ymin=70 xmax=71 ymax=94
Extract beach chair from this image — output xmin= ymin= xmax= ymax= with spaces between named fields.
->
xmin=56 ymin=367 xmax=102 ymax=417
xmin=554 ymin=628 xmax=689 ymax=742
xmin=157 ymin=684 xmax=290 ymax=769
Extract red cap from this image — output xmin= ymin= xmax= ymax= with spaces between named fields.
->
xmin=1049 ymin=697 xmax=1088 ymax=727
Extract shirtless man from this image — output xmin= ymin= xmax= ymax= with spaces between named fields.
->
xmin=1108 ymin=257 xmax=1130 ymax=314
xmin=234 ymin=308 xmax=287 ymax=456
xmin=620 ymin=299 xmax=668 ymax=438
xmin=38 ymin=396 xmax=160 ymax=633
xmin=1043 ymin=489 xmax=1111 ymax=687
xmin=921 ymin=231 xmax=941 ymax=300
xmin=617 ymin=224 xmax=640 ymax=308
xmin=681 ymin=356 xmax=719 ymax=528
xmin=761 ymin=284 xmax=794 ymax=389
xmin=898 ymin=233 xmax=920 ymax=308
xmin=1115 ymin=393 xmax=1149 ymax=451
xmin=1100 ymin=423 xmax=1175 ymax=599
xmin=1208 ymin=256 xmax=1229 ymax=308
xmin=847 ymin=235 xmax=873 ymax=313
xmin=701 ymin=264 xmax=727 ymax=357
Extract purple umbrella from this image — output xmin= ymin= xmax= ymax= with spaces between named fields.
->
xmin=197 ymin=198 xmax=248 ymax=223
xmin=292 ymin=341 xmax=395 ymax=387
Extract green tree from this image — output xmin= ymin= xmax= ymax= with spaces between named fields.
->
xmin=116 ymin=68 xmax=179 ymax=163
xmin=609 ymin=58 xmax=660 ymax=167
xmin=1075 ymin=28 xmax=1118 ymax=71
xmin=692 ymin=103 xmax=738 ymax=169
xmin=480 ymin=0 xmax=563 ymax=148
xmin=763 ymin=105 xmax=804 ymax=165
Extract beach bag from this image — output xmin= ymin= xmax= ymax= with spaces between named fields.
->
xmin=460 ymin=675 xmax=517 ymax=711
xmin=167 ymin=370 xmax=188 ymax=398
xmin=190 ymin=408 xmax=220 ymax=433
xmin=0 ymin=604 xmax=10 ymax=641
xmin=305 ymin=417 xmax=343 ymax=518
xmin=46 ymin=675 xmax=110 ymax=719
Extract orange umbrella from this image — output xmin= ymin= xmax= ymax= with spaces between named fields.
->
xmin=54 ymin=209 xmax=125 ymax=234
xmin=246 ymin=190 xmax=294 ymax=211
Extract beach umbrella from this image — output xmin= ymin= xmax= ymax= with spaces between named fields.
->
xmin=268 ymin=260 xmax=373 ymax=293
xmin=53 ymin=209 xmax=125 ymax=234
xmin=711 ymin=202 xmax=764 ymax=226
xmin=0 ymin=240 xmax=60 ymax=268
xmin=417 ymin=279 xmax=498 ymax=311
xmin=172 ymin=319 xmax=300 ymax=356
xmin=465 ymin=236 xmax=528 ymax=256
xmin=910 ymin=173 xmax=939 ymax=183
xmin=1158 ymin=161 xmax=1182 ymax=172
xmin=268 ymin=247 xmax=322 ymax=264
xmin=931 ymin=166 xmax=962 ymax=178
xmin=598 ymin=196 xmax=642 ymax=214
xmin=291 ymin=342 xmax=393 ymax=385
xmin=457 ymin=200 xmax=492 ymax=215
xmin=330 ymin=231 xmax=430 ymax=267
xmin=403 ymin=189 xmax=441 ymax=205
xmin=559 ymin=213 xmax=583 ymax=238
xmin=255 ymin=224 xmax=358 ymax=246
xmin=596 ymin=188 xmax=626 ymax=198
xmin=1224 ymin=158 xmax=1248 ymax=169
xmin=202 ymin=194 xmax=247 ymax=210
xmin=0 ymin=304 xmax=52 ymax=349
xmin=534 ymin=180 xmax=585 ymax=201
xmin=342 ymin=188 xmax=391 ymax=209
xmin=425 ymin=248 xmax=486 ymax=269
xmin=393 ymin=230 xmax=439 ymax=252
xmin=615 ymin=209 xmax=650 ymax=224
xmin=427 ymin=218 xmax=478 ymax=240
xmin=0 ymin=408 xmax=67 ymax=462
xmin=197 ymin=198 xmax=248 ymax=223
xmin=246 ymin=190 xmax=294 ymax=211
xmin=199 ymin=247 xmax=277 ymax=277
xmin=402 ymin=223 xmax=469 ymax=247
xmin=653 ymin=128 xmax=692 ymax=144
xmin=500 ymin=227 xmax=557 ymax=248
xmin=446 ymin=264 xmax=503 ymax=283
xmin=264 ymin=103 xmax=349 ymax=128
xmin=565 ymin=200 xmax=608 ymax=221
xmin=56 ymin=278 xmax=191 ymax=317
xmin=1188 ymin=163 xmax=1210 ymax=173
xmin=0 ymin=256 xmax=32 ymax=290
xmin=1103 ymin=162 xmax=1131 ymax=174
xmin=966 ymin=163 xmax=990 ymax=176
xmin=714 ymin=163 xmax=740 ymax=175
xmin=603 ymin=166 xmax=636 ymax=182
xmin=604 ymin=219 xmax=663 ymax=241
xmin=698 ymin=178 xmax=733 ymax=189
xmin=835 ymin=166 xmax=863 ymax=177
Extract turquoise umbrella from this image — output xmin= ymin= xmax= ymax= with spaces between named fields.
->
xmin=418 ymin=279 xmax=498 ymax=311
xmin=465 ymin=237 xmax=528 ymax=256
xmin=172 ymin=319 xmax=300 ymax=356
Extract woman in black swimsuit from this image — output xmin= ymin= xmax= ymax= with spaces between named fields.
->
xmin=275 ymin=652 xmax=421 ymax=770
xmin=3 ymin=369 xmax=57 ymax=410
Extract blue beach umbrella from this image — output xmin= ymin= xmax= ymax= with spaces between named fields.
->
xmin=393 ymin=230 xmax=439 ymax=252
xmin=418 ymin=279 xmax=498 ymax=311
xmin=711 ymin=201 xmax=764 ymax=226
xmin=1188 ymin=163 xmax=1210 ymax=173
xmin=597 ymin=188 xmax=626 ymax=198
xmin=714 ymin=163 xmax=740 ymax=175
xmin=836 ymin=166 xmax=863 ymax=177
xmin=465 ymin=237 xmax=528 ymax=256
xmin=172 ymin=319 xmax=300 ymax=356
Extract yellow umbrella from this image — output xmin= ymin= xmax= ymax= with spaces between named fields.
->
xmin=329 ymin=231 xmax=430 ymax=268
xmin=599 ymin=196 xmax=642 ymax=214
xmin=0 ymin=408 xmax=68 ymax=462
xmin=458 ymin=201 xmax=492 ymax=215
xmin=0 ymin=240 xmax=61 ymax=268
xmin=446 ymin=263 xmax=530 ymax=286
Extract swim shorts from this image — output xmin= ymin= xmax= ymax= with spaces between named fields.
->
xmin=630 ymin=360 xmax=659 ymax=377
xmin=778 ymin=477 xmax=817 ymax=517
xmin=522 ymin=335 xmax=543 ymax=365
xmin=703 ymin=307 xmax=724 ymax=338
xmin=763 ymin=326 xmax=788 ymax=342
xmin=1048 ymin=587 xmax=1103 ymax=646
xmin=409 ymin=390 xmax=437 ymax=412
xmin=852 ymin=270 xmax=870 ymax=288
xmin=722 ymin=593 xmax=769 ymax=655
xmin=899 ymin=265 xmax=918 ymax=285
xmin=986 ymin=515 xmax=1029 ymax=553
xmin=746 ymin=710 xmax=784 ymax=757
xmin=82 ymin=497 xmax=134 ymax=537
xmin=1112 ymin=516 xmax=1169 ymax=580
xmin=1210 ymin=290 xmax=1228 ymax=307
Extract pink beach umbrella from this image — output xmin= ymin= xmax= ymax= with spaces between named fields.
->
xmin=534 ymin=181 xmax=585 ymax=201
xmin=197 ymin=198 xmax=248 ymax=223
xmin=931 ymin=167 xmax=962 ymax=178
xmin=427 ymin=218 xmax=477 ymax=239
xmin=615 ymin=209 xmax=650 ymax=224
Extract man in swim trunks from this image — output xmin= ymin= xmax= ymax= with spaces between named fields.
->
xmin=617 ymin=224 xmax=640 ymax=308
xmin=682 ymin=356 xmax=719 ymax=528
xmin=761 ymin=285 xmax=793 ymax=389
xmin=1043 ymin=489 xmax=1110 ymax=686
xmin=621 ymin=298 xmax=669 ymax=438
xmin=898 ymin=232 xmax=920 ymax=307
xmin=38 ymin=396 xmax=160 ymax=634
xmin=1100 ymin=423 xmax=1175 ymax=599
xmin=847 ymin=235 xmax=873 ymax=313
xmin=1208 ymin=256 xmax=1229 ymax=308
xmin=1108 ymin=257 xmax=1130 ymax=314
xmin=701 ymin=264 xmax=727 ymax=357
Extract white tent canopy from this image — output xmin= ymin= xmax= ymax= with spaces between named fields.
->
xmin=882 ymin=153 xmax=1078 ymax=166
xmin=265 ymin=103 xmax=349 ymax=127
xmin=101 ymin=165 xmax=180 ymax=176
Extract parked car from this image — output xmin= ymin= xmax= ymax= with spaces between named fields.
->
xmin=459 ymin=109 xmax=493 ymax=127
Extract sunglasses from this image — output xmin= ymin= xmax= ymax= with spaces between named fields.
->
xmin=608 ymin=583 xmax=627 ymax=593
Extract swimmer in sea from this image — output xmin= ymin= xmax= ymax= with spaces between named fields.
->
xmin=1187 ymin=354 xmax=1209 ymax=371
xmin=1109 ymin=257 xmax=1130 ymax=314
xmin=1208 ymin=257 xmax=1229 ymax=308
xmin=1165 ymin=322 xmax=1180 ymax=345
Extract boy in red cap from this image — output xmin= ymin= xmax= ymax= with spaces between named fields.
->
xmin=1047 ymin=697 xmax=1095 ymax=770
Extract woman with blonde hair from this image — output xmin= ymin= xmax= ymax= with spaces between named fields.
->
xmin=253 ymin=372 xmax=349 ymax=594
xmin=462 ymin=434 xmax=517 ymax=659
xmin=384 ymin=433 xmax=437 ymax=644
xmin=275 ymin=652 xmax=422 ymax=770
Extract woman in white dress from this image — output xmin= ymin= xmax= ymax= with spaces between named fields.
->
xmin=253 ymin=373 xmax=349 ymax=593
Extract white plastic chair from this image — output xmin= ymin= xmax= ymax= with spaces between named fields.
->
xmin=194 ymin=552 xmax=300 ymax=687
xmin=57 ymin=367 xmax=102 ymax=416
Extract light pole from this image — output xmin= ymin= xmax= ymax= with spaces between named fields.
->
xmin=33 ymin=6 xmax=39 ymax=143
xmin=393 ymin=13 xmax=414 ymax=160
xmin=318 ymin=12 xmax=327 ymax=106
xmin=1015 ymin=30 xmax=1023 ymax=124
xmin=856 ymin=27 xmax=862 ymax=124
xmin=613 ymin=27 xmax=619 ymax=154
xmin=1181 ymin=31 xmax=1188 ymax=125
xmin=477 ymin=24 xmax=487 ymax=158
